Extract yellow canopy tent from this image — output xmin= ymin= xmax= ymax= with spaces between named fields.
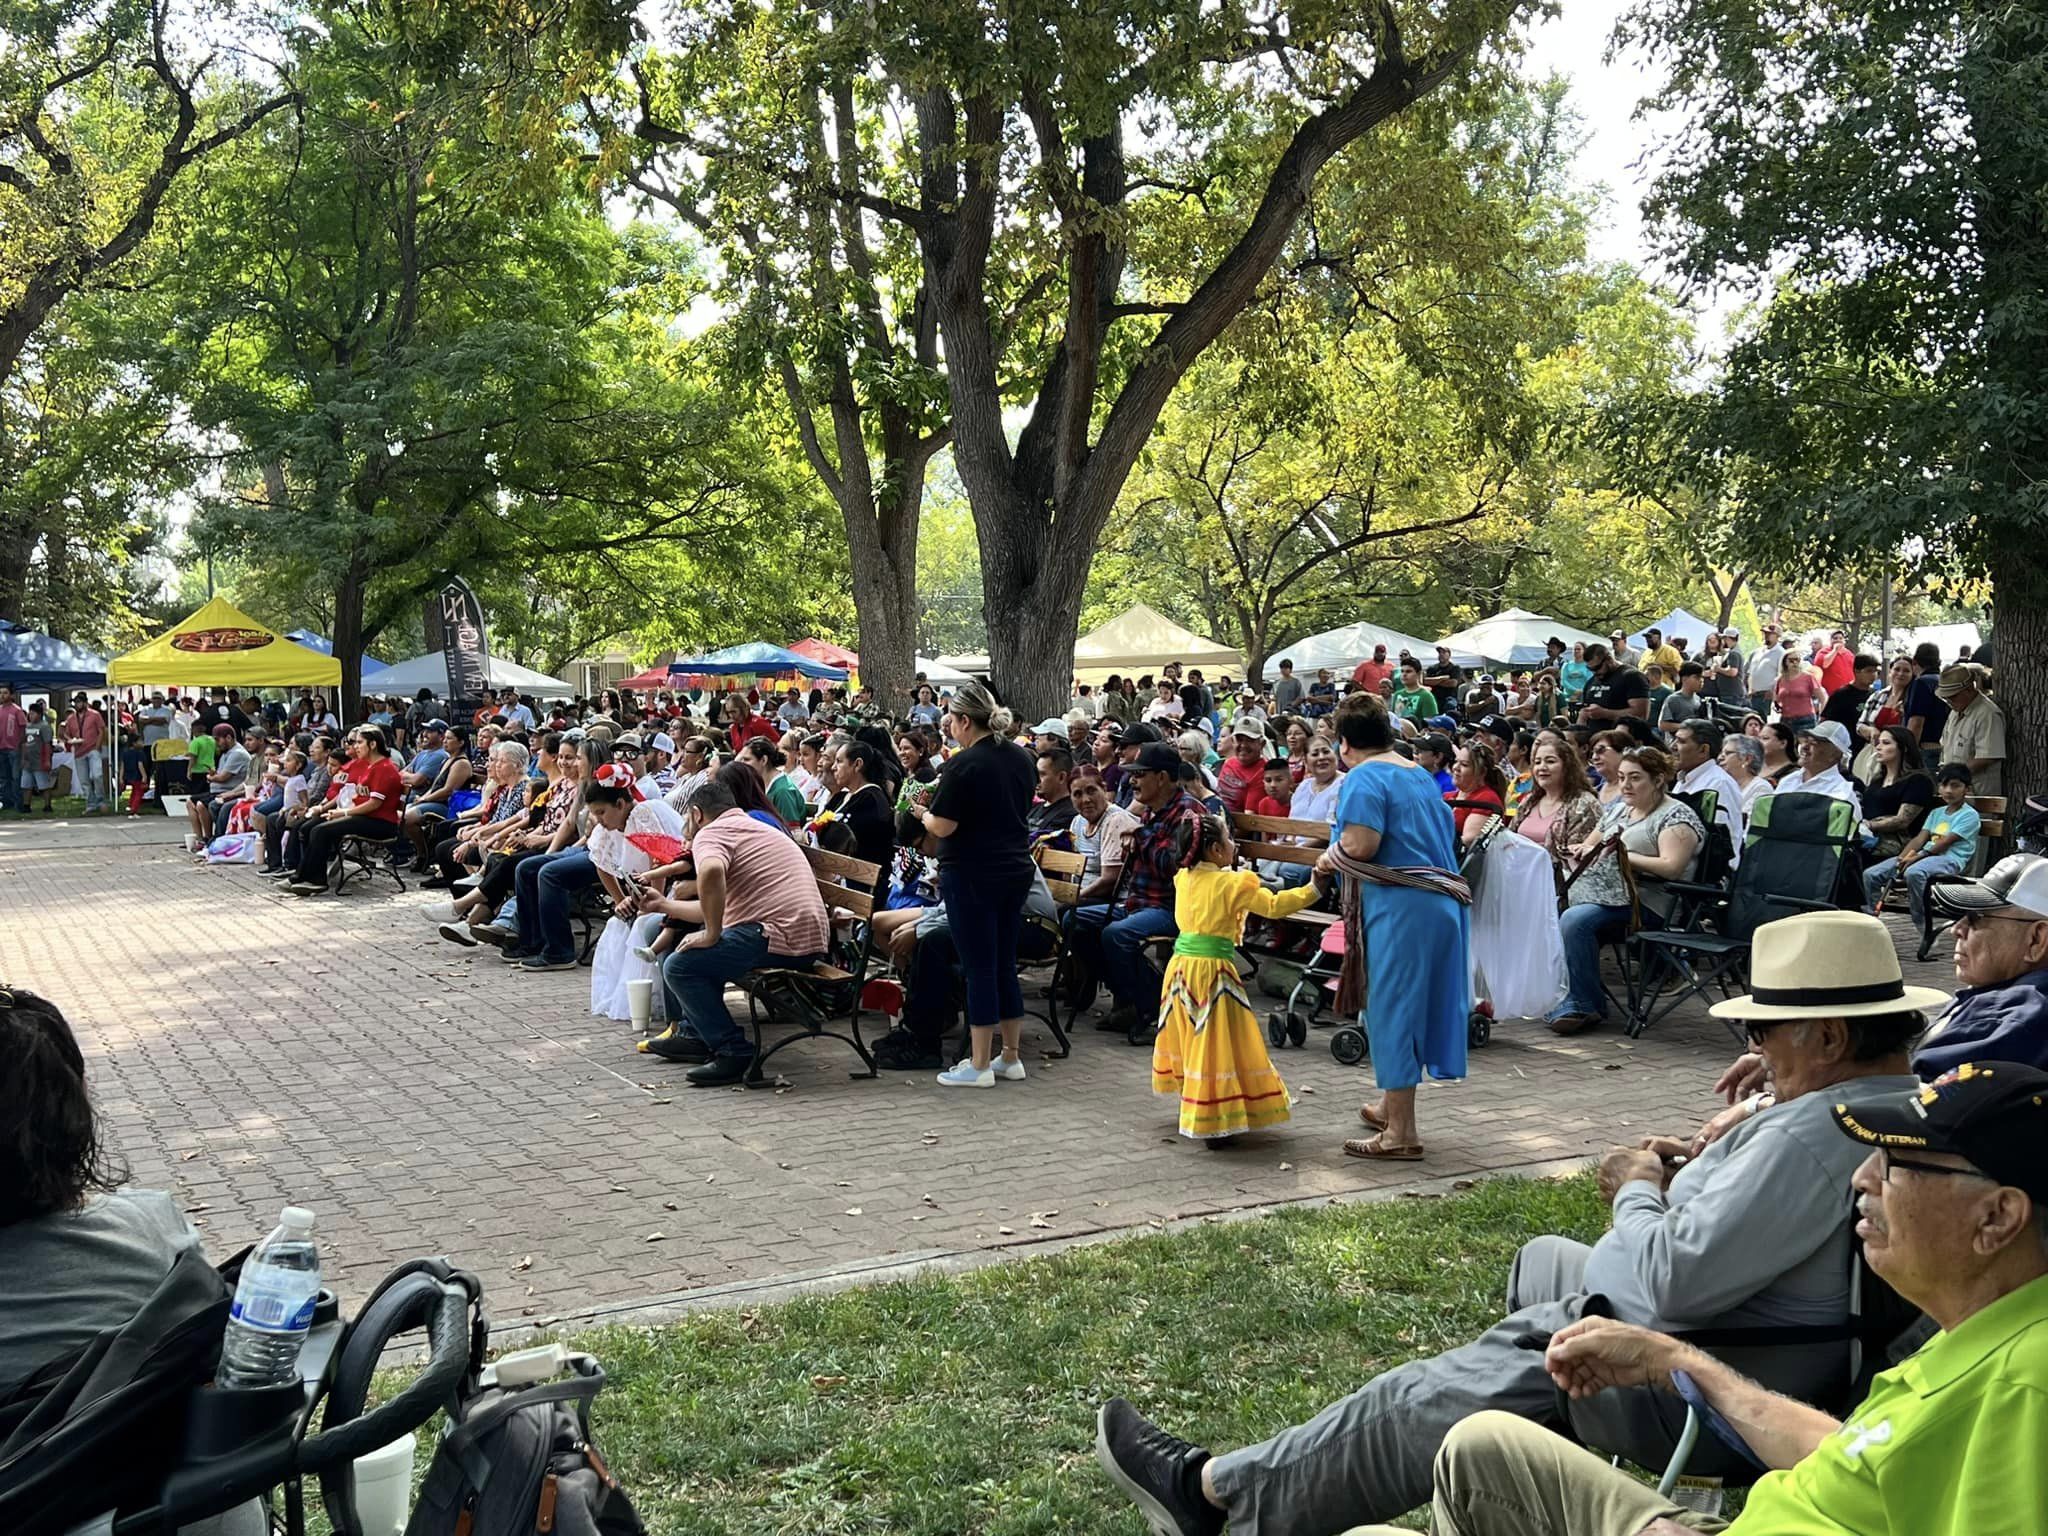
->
xmin=107 ymin=595 xmax=342 ymax=689
xmin=1071 ymin=603 xmax=1243 ymax=686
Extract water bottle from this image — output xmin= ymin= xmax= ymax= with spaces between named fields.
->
xmin=216 ymin=1206 xmax=322 ymax=1389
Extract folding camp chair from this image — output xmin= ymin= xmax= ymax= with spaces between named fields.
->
xmin=1628 ymin=794 xmax=1856 ymax=1040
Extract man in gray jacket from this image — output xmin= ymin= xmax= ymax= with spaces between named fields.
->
xmin=1095 ymin=912 xmax=1947 ymax=1536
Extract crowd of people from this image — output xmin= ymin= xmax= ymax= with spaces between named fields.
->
xmin=5 ymin=617 xmax=2042 ymax=1536
xmin=54 ymin=619 xmax=2004 ymax=1159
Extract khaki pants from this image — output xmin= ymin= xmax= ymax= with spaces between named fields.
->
xmin=1343 ymin=1411 xmax=1729 ymax=1536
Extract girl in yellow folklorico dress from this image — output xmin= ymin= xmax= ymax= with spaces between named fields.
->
xmin=1153 ymin=815 xmax=1332 ymax=1141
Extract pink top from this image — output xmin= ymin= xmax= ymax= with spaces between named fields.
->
xmin=1516 ymin=801 xmax=1560 ymax=847
xmin=1775 ymin=672 xmax=1824 ymax=718
xmin=0 ymin=702 xmax=23 ymax=752
xmin=691 ymin=810 xmax=830 ymax=957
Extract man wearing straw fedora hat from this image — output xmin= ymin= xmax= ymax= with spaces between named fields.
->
xmin=1338 ymin=1053 xmax=2048 ymax=1536
xmin=1095 ymin=911 xmax=1944 ymax=1536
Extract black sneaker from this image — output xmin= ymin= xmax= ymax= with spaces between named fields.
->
xmin=1096 ymin=1003 xmax=1139 ymax=1034
xmin=638 ymin=1028 xmax=710 ymax=1063
xmin=685 ymin=1054 xmax=753 ymax=1087
xmin=1094 ymin=1399 xmax=1222 ymax=1536
xmin=870 ymin=1030 xmax=943 ymax=1071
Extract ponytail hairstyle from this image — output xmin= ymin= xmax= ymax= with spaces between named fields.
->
xmin=1191 ymin=813 xmax=1232 ymax=864
xmin=949 ymin=679 xmax=1014 ymax=739
xmin=1461 ymin=740 xmax=1509 ymax=800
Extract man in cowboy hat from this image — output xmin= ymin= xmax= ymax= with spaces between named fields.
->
xmin=1094 ymin=911 xmax=1945 ymax=1536
xmin=1339 ymin=1058 xmax=2048 ymax=1536
xmin=1934 ymin=662 xmax=2005 ymax=797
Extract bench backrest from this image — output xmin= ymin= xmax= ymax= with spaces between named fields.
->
xmin=803 ymin=844 xmax=883 ymax=921
xmin=1970 ymin=794 xmax=2008 ymax=839
xmin=1035 ymin=845 xmax=1087 ymax=907
xmin=1229 ymin=812 xmax=1330 ymax=871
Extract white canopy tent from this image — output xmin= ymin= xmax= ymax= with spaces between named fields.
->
xmin=361 ymin=652 xmax=577 ymax=699
xmin=1272 ymin=619 xmax=1476 ymax=674
xmin=1072 ymin=603 xmax=1243 ymax=685
xmin=915 ymin=655 xmax=974 ymax=685
xmin=1439 ymin=607 xmax=1608 ymax=668
xmin=1627 ymin=607 xmax=1719 ymax=649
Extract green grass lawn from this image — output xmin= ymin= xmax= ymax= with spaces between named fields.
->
xmin=496 ymin=1173 xmax=1612 ymax=1534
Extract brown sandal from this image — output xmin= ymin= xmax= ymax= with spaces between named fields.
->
xmin=1343 ymin=1134 xmax=1425 ymax=1160
xmin=1358 ymin=1103 xmax=1387 ymax=1131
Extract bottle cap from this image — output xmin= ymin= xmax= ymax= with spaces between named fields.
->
xmin=280 ymin=1206 xmax=316 ymax=1230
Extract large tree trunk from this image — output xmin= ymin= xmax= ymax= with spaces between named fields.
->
xmin=838 ymin=444 xmax=930 ymax=713
xmin=333 ymin=554 xmax=368 ymax=729
xmin=0 ymin=512 xmax=31 ymax=627
xmin=1990 ymin=534 xmax=2046 ymax=815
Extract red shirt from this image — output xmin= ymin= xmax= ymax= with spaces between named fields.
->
xmin=1215 ymin=754 xmax=1268 ymax=815
xmin=1352 ymin=659 xmax=1393 ymax=693
xmin=1816 ymin=646 xmax=1855 ymax=693
xmin=331 ymin=755 xmax=405 ymax=823
xmin=1245 ymin=789 xmax=1293 ymax=819
xmin=1447 ymin=785 xmax=1502 ymax=836
xmin=728 ymin=714 xmax=781 ymax=754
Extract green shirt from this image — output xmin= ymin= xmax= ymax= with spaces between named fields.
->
xmin=1391 ymin=685 xmax=1436 ymax=719
xmin=768 ymin=772 xmax=807 ymax=826
xmin=1730 ymin=1272 xmax=2048 ymax=1535
xmin=188 ymin=736 xmax=217 ymax=773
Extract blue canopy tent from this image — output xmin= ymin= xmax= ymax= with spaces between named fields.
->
xmin=667 ymin=642 xmax=849 ymax=681
xmin=0 ymin=629 xmax=110 ymax=693
xmin=284 ymin=629 xmax=383 ymax=674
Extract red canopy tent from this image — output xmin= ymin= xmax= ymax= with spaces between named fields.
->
xmin=617 ymin=665 xmax=673 ymax=691
xmin=790 ymin=637 xmax=859 ymax=671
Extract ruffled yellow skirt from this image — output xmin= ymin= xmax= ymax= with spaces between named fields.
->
xmin=1151 ymin=954 xmax=1292 ymax=1139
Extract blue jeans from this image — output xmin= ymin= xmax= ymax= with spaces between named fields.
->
xmin=1067 ymin=901 xmax=1179 ymax=1012
xmin=1551 ymin=902 xmax=1634 ymax=1020
xmin=660 ymin=923 xmax=772 ymax=1060
xmin=1864 ymin=852 xmax=1964 ymax=926
xmin=939 ymin=862 xmax=1031 ymax=1028
xmin=512 ymin=848 xmax=597 ymax=962
xmin=0 ymin=749 xmax=16 ymax=810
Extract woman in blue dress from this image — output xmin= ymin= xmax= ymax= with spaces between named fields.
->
xmin=1322 ymin=698 xmax=1470 ymax=1159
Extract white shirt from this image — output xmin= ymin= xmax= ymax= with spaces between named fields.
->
xmin=1674 ymin=760 xmax=1746 ymax=867
xmin=1069 ymin=803 xmax=1141 ymax=882
xmin=502 ymin=702 xmax=536 ymax=731
xmin=663 ymin=767 xmax=710 ymax=812
xmin=1143 ymin=698 xmax=1184 ymax=722
xmin=1775 ymin=762 xmax=1859 ymax=806
xmin=1746 ymin=643 xmax=1787 ymax=695
xmin=1289 ymin=775 xmax=1342 ymax=827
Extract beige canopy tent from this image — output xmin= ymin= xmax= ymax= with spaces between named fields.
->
xmin=1071 ymin=604 xmax=1243 ymax=686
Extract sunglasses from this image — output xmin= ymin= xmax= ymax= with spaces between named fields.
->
xmin=1953 ymin=910 xmax=2046 ymax=933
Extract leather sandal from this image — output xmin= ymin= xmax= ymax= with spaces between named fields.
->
xmin=1342 ymin=1134 xmax=1424 ymax=1160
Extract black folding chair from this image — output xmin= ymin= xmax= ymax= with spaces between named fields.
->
xmin=1628 ymin=794 xmax=1856 ymax=1041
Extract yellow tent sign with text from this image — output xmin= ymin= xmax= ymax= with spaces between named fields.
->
xmin=107 ymin=596 xmax=343 ymax=689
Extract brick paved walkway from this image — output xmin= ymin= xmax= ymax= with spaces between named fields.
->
xmin=0 ymin=813 xmax=1957 ymax=1328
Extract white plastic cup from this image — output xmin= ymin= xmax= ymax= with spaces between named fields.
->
xmin=626 ymin=977 xmax=654 ymax=1030
xmin=350 ymin=1431 xmax=417 ymax=1536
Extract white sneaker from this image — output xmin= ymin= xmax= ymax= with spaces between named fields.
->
xmin=631 ymin=944 xmax=659 ymax=963
xmin=936 ymin=1058 xmax=995 ymax=1088
xmin=991 ymin=1056 xmax=1027 ymax=1082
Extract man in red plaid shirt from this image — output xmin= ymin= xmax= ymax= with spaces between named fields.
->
xmin=1063 ymin=743 xmax=1208 ymax=1034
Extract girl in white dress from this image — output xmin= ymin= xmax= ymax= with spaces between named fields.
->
xmin=584 ymin=766 xmax=688 ymax=1024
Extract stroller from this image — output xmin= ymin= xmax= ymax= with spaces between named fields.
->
xmin=2 ymin=1250 xmax=489 ymax=1536
xmin=1267 ymin=806 xmax=1507 ymax=1064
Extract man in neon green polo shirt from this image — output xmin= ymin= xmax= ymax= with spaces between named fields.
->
xmin=1343 ymin=1060 xmax=2048 ymax=1536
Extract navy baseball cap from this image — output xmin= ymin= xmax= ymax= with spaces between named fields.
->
xmin=1834 ymin=1063 xmax=2048 ymax=1204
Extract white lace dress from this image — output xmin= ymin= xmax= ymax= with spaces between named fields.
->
xmin=586 ymin=800 xmax=685 ymax=1023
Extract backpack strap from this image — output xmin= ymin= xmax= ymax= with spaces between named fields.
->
xmin=436 ymin=1361 xmax=607 ymax=1488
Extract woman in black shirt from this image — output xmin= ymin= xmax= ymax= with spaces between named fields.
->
xmin=1858 ymin=723 xmax=1935 ymax=859
xmin=821 ymin=741 xmax=895 ymax=868
xmin=911 ymin=680 xmax=1036 ymax=1088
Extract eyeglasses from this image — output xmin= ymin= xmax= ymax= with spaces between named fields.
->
xmin=1742 ymin=1018 xmax=1791 ymax=1047
xmin=1953 ymin=910 xmax=2047 ymax=933
xmin=1880 ymin=1148 xmax=1988 ymax=1184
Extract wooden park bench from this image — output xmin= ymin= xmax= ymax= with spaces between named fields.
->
xmin=733 ymin=844 xmax=887 ymax=1085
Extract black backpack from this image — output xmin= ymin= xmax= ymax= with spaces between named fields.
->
xmin=315 ymin=1258 xmax=645 ymax=1536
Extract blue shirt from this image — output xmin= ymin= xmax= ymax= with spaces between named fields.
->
xmin=407 ymin=747 xmax=449 ymax=794
xmin=1336 ymin=757 xmax=1458 ymax=869
xmin=1913 ymin=966 xmax=2048 ymax=1078
xmin=1922 ymin=801 xmax=1981 ymax=867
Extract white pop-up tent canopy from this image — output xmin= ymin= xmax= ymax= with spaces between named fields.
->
xmin=1272 ymin=619 xmax=1475 ymax=674
xmin=361 ymin=652 xmax=577 ymax=699
xmin=1627 ymin=607 xmax=1719 ymax=649
xmin=1072 ymin=603 xmax=1243 ymax=684
xmin=1439 ymin=608 xmax=1608 ymax=668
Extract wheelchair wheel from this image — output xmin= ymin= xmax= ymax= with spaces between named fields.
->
xmin=1287 ymin=1010 xmax=1309 ymax=1048
xmin=1330 ymin=1024 xmax=1368 ymax=1065
xmin=1267 ymin=1011 xmax=1289 ymax=1048
xmin=1468 ymin=1009 xmax=1492 ymax=1048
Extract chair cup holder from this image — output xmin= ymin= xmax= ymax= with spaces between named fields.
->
xmin=179 ymin=1379 xmax=305 ymax=1462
